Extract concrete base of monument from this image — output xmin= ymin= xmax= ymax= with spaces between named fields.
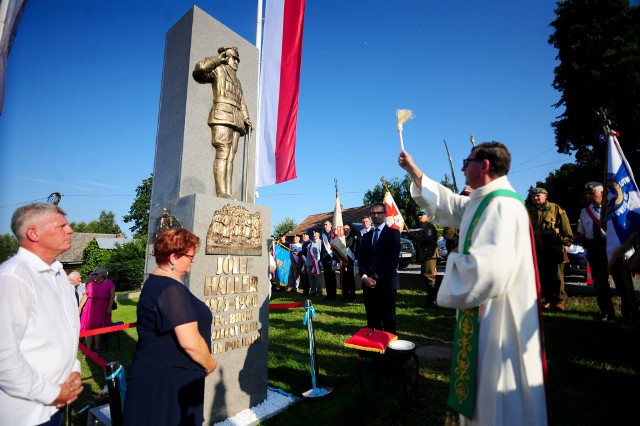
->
xmin=212 ymin=389 xmax=296 ymax=426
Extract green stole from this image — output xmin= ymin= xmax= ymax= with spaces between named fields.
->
xmin=447 ymin=189 xmax=523 ymax=419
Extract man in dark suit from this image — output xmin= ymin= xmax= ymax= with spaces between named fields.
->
xmin=357 ymin=203 xmax=401 ymax=334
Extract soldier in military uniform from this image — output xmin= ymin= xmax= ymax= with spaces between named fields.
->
xmin=193 ymin=46 xmax=253 ymax=200
xmin=527 ymin=187 xmax=573 ymax=310
xmin=406 ymin=209 xmax=440 ymax=307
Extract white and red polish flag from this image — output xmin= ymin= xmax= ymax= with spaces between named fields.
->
xmin=256 ymin=0 xmax=307 ymax=187
xmin=330 ymin=193 xmax=348 ymax=262
xmin=383 ymin=191 xmax=405 ymax=231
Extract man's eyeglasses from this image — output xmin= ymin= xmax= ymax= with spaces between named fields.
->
xmin=463 ymin=158 xmax=482 ymax=168
xmin=370 ymin=211 xmax=385 ymax=215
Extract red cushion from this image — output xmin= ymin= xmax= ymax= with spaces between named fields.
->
xmin=344 ymin=328 xmax=398 ymax=354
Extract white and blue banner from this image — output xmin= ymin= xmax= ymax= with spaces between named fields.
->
xmin=273 ymin=243 xmax=292 ymax=287
xmin=605 ymin=130 xmax=640 ymax=263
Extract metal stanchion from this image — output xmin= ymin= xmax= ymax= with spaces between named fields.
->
xmin=302 ymin=299 xmax=333 ymax=398
xmin=63 ymin=404 xmax=71 ymax=426
xmin=105 ymin=361 xmax=124 ymax=426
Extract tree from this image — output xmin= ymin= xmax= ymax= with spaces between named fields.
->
xmin=440 ymin=173 xmax=457 ymax=192
xmin=124 ymin=174 xmax=152 ymax=238
xmin=106 ymin=239 xmax=146 ymax=291
xmin=0 ymin=233 xmax=19 ymax=262
xmin=70 ymin=210 xmax=123 ymax=234
xmin=80 ymin=239 xmax=113 ymax=280
xmin=549 ymin=0 xmax=640 ymax=173
xmin=361 ymin=173 xmax=458 ymax=230
xmin=273 ymin=217 xmax=297 ymax=238
xmin=80 ymin=238 xmax=146 ymax=291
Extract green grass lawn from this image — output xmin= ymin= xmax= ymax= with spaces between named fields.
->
xmin=70 ymin=289 xmax=639 ymax=425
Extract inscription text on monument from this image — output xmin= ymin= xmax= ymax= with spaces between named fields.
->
xmin=204 ymin=255 xmax=262 ymax=354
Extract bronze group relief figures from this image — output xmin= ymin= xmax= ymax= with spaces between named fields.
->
xmin=193 ymin=46 xmax=253 ymax=200
xmin=206 ymin=204 xmax=262 ymax=255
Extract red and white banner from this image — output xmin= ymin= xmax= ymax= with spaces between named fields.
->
xmin=384 ymin=191 xmax=405 ymax=231
xmin=330 ymin=193 xmax=348 ymax=261
xmin=309 ymin=252 xmax=319 ymax=276
xmin=256 ymin=0 xmax=307 ymax=187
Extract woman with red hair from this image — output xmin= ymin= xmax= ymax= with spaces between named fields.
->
xmin=123 ymin=228 xmax=217 ymax=425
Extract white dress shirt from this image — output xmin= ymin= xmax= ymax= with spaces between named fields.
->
xmin=0 ymin=248 xmax=81 ymax=424
xmin=72 ymin=281 xmax=86 ymax=306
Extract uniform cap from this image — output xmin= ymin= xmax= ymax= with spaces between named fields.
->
xmin=218 ymin=46 xmax=240 ymax=60
xmin=584 ymin=182 xmax=602 ymax=192
xmin=529 ymin=187 xmax=548 ymax=195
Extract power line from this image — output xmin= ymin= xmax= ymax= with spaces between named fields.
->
xmin=0 ymin=196 xmax=50 ymax=209
xmin=258 ymin=190 xmax=363 ymax=197
xmin=62 ymin=194 xmax=132 ymax=197
xmin=511 ymin=147 xmax=555 ymax=169
xmin=510 ymin=159 xmax=570 ymax=174
xmin=0 ymin=194 xmax=134 ymax=210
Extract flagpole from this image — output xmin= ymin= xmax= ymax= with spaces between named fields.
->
xmin=443 ymin=139 xmax=459 ymax=194
xmin=335 ymin=178 xmax=345 ymax=300
xmin=256 ymin=0 xmax=264 ymax=48
xmin=597 ymin=107 xmax=611 ymax=229
xmin=274 ymin=240 xmax=293 ymax=253
xmin=254 ymin=0 xmax=264 ymax=191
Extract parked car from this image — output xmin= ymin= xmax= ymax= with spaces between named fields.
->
xmin=398 ymin=237 xmax=417 ymax=269
xmin=565 ymin=236 xmax=587 ymax=282
xmin=561 ymin=224 xmax=587 ymax=282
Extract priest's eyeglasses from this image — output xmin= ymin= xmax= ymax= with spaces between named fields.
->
xmin=462 ymin=158 xmax=482 ymax=168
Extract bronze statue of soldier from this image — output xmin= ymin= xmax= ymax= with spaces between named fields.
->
xmin=193 ymin=46 xmax=253 ymax=200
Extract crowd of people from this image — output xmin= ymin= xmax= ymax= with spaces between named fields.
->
xmin=276 ymin=177 xmax=638 ymax=329
xmin=1 ymin=140 xmax=638 ymax=425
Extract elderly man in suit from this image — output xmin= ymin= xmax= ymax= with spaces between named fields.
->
xmin=357 ymin=202 xmax=401 ymax=334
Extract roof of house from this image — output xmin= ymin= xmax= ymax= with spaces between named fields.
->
xmin=288 ymin=205 xmax=372 ymax=236
xmin=58 ymin=233 xmax=120 ymax=264
xmin=96 ymin=237 xmax=133 ymax=249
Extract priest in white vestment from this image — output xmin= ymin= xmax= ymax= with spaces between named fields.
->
xmin=399 ymin=142 xmax=547 ymax=426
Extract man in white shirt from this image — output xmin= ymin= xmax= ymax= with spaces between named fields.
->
xmin=288 ymin=234 xmax=303 ymax=292
xmin=68 ymin=270 xmax=85 ymax=307
xmin=577 ymin=182 xmax=638 ymax=323
xmin=0 ymin=203 xmax=83 ymax=425
xmin=360 ymin=216 xmax=372 ymax=235
xmin=307 ymin=230 xmax=323 ymax=296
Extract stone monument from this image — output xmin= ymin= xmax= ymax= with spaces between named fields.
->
xmin=145 ymin=7 xmax=270 ymax=424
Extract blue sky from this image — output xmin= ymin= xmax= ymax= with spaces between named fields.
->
xmin=1 ymin=0 xmax=574 ymax=236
